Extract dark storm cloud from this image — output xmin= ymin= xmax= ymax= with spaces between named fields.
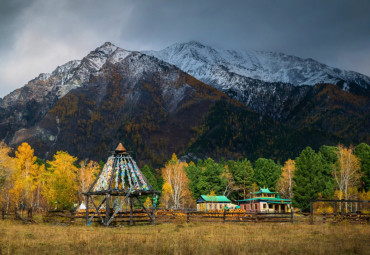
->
xmin=1 ymin=0 xmax=369 ymax=97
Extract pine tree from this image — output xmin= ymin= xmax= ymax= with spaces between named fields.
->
xmin=227 ymin=159 xmax=254 ymax=200
xmin=253 ymin=158 xmax=281 ymax=191
xmin=141 ymin=164 xmax=158 ymax=190
xmin=354 ymin=143 xmax=370 ymax=191
xmin=185 ymin=158 xmax=227 ymax=199
xmin=293 ymin=147 xmax=334 ymax=212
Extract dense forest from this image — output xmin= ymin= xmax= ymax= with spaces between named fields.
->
xmin=0 ymin=141 xmax=369 ymax=213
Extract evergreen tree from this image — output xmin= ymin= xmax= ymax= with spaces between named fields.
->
xmin=141 ymin=164 xmax=159 ymax=190
xmin=293 ymin=147 xmax=334 ymax=212
xmin=354 ymin=143 xmax=370 ymax=191
xmin=185 ymin=158 xmax=227 ymax=199
xmin=253 ymin=158 xmax=281 ymax=191
xmin=226 ymin=159 xmax=254 ymax=200
xmin=319 ymin=145 xmax=338 ymax=165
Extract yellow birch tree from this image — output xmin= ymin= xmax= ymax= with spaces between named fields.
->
xmin=144 ymin=196 xmax=153 ymax=208
xmin=9 ymin=143 xmax=42 ymax=211
xmin=333 ymin=145 xmax=361 ymax=201
xmin=44 ymin=151 xmax=78 ymax=209
xmin=0 ymin=142 xmax=15 ymax=210
xmin=160 ymin=181 xmax=173 ymax=209
xmin=78 ymin=160 xmax=99 ymax=201
xmin=161 ymin=154 xmax=191 ymax=209
xmin=277 ymin=159 xmax=295 ymax=198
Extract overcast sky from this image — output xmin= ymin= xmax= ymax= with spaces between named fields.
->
xmin=1 ymin=0 xmax=369 ymax=98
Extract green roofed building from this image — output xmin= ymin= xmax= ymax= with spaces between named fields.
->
xmin=237 ymin=188 xmax=292 ymax=213
xmin=196 ymin=195 xmax=236 ymax=211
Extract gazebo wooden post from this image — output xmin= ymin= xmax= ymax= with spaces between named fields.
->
xmin=86 ymin=195 xmax=89 ymax=225
xmin=129 ymin=197 xmax=134 ymax=226
xmin=152 ymin=207 xmax=156 ymax=225
xmin=105 ymin=194 xmax=110 ymax=226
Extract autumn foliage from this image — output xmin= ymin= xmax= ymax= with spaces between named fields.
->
xmin=0 ymin=143 xmax=99 ymax=212
xmin=0 ymin=141 xmax=369 ymax=214
xmin=161 ymin=154 xmax=192 ymax=209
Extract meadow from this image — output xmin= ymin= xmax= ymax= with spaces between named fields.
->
xmin=0 ymin=220 xmax=369 ymax=255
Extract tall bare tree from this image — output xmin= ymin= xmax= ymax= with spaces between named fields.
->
xmin=161 ymin=154 xmax=191 ymax=209
xmin=277 ymin=159 xmax=295 ymax=198
xmin=333 ymin=145 xmax=361 ymax=210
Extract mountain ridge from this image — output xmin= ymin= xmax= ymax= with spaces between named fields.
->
xmin=0 ymin=41 xmax=368 ymax=165
xmin=144 ymin=41 xmax=370 ymax=89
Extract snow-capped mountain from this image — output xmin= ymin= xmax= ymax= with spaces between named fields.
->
xmin=0 ymin=42 xmax=129 ymax=109
xmin=0 ymin=41 xmax=368 ymax=163
xmin=145 ymin=41 xmax=370 ymax=90
xmin=0 ymin=42 xmax=135 ymax=145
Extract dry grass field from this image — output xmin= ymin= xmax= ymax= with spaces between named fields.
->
xmin=0 ymin=220 xmax=369 ymax=255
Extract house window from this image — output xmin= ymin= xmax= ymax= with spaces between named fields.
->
xmin=269 ymin=204 xmax=273 ymax=209
xmin=255 ymin=204 xmax=258 ymax=210
xmin=263 ymin=204 xmax=266 ymax=209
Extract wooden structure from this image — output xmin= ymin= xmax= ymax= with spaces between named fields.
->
xmin=83 ymin=143 xmax=160 ymax=226
xmin=237 ymin=188 xmax=292 ymax=213
xmin=43 ymin=209 xmax=294 ymax=224
xmin=309 ymin=199 xmax=370 ymax=224
xmin=196 ymin=195 xmax=236 ymax=211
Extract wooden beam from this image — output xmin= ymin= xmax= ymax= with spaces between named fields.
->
xmin=105 ymin=194 xmax=110 ymax=226
xmin=90 ymin=197 xmax=105 ymax=223
xmin=106 ymin=192 xmax=131 ymax=226
xmin=134 ymin=196 xmax=153 ymax=222
xmin=129 ymin=198 xmax=134 ymax=226
xmin=88 ymin=197 xmax=106 ymax=225
xmin=86 ymin=195 xmax=89 ymax=225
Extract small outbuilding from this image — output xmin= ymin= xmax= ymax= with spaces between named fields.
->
xmin=237 ymin=188 xmax=292 ymax=213
xmin=196 ymin=195 xmax=234 ymax=211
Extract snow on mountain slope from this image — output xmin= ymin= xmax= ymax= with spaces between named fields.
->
xmin=144 ymin=41 xmax=370 ymax=90
xmin=0 ymin=42 xmax=131 ymax=108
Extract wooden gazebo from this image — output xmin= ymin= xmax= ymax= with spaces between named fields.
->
xmin=83 ymin=143 xmax=160 ymax=226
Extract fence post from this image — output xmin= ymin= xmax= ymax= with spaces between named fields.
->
xmin=223 ymin=210 xmax=226 ymax=224
xmin=70 ymin=211 xmax=75 ymax=224
xmin=310 ymin=201 xmax=313 ymax=225
xmin=187 ymin=211 xmax=190 ymax=223
xmin=323 ymin=210 xmax=326 ymax=224
xmin=290 ymin=207 xmax=294 ymax=223
xmin=341 ymin=200 xmax=344 ymax=221
xmin=152 ymin=207 xmax=156 ymax=225
xmin=129 ymin=198 xmax=134 ymax=226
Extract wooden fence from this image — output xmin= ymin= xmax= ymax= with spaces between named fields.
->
xmin=40 ymin=209 xmax=294 ymax=225
xmin=309 ymin=199 xmax=370 ymax=224
xmin=4 ymin=206 xmax=368 ymax=225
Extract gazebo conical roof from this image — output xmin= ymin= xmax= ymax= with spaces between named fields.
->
xmin=89 ymin=143 xmax=154 ymax=194
xmin=84 ymin=143 xmax=159 ymax=226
